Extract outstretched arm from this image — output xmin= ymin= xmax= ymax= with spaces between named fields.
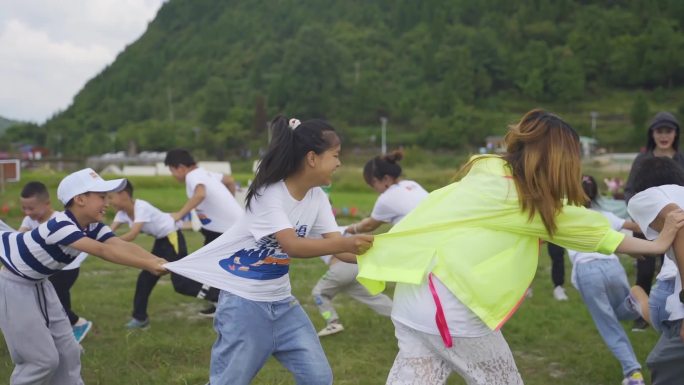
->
xmin=345 ymin=217 xmax=385 ymax=234
xmin=69 ymin=236 xmax=167 ymax=275
xmin=172 ymin=184 xmax=206 ymax=222
xmin=274 ymin=228 xmax=373 ymax=259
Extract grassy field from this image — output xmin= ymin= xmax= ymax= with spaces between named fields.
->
xmin=0 ymin=167 xmax=662 ymax=384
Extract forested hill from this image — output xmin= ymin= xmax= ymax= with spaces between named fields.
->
xmin=7 ymin=0 xmax=684 ymax=157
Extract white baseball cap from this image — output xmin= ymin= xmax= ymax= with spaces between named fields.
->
xmin=57 ymin=168 xmax=127 ymax=205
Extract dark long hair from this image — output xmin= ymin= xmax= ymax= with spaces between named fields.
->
xmin=246 ymin=116 xmax=339 ymax=209
xmin=581 ymin=175 xmax=598 ymax=208
xmin=363 ymin=150 xmax=403 ymax=185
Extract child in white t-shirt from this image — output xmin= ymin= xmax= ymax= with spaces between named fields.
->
xmin=164 ymin=149 xmax=244 ymax=316
xmin=567 ymin=175 xmax=647 ymax=385
xmin=18 ymin=181 xmax=92 ymax=343
xmin=166 ymin=116 xmax=373 ymax=385
xmin=109 ymin=180 xmax=211 ymax=328
xmin=626 ymin=156 xmax=684 ymax=384
xmin=314 ymin=150 xmax=427 ymax=337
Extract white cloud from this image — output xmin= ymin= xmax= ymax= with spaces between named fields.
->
xmin=0 ymin=0 xmax=165 ymax=123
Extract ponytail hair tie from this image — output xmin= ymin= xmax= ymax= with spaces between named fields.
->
xmin=289 ymin=118 xmax=301 ymax=130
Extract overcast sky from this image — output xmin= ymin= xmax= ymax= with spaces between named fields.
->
xmin=0 ymin=0 xmax=166 ymax=123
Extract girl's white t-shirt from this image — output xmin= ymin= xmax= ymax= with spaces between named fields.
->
xmin=567 ymin=209 xmax=624 ymax=289
xmin=392 ymin=275 xmax=492 ymax=338
xmin=113 ymin=199 xmax=178 ymax=239
xmin=371 ymin=180 xmax=429 ymax=225
xmin=185 ymin=167 xmax=243 ymax=233
xmin=628 ymin=185 xmax=684 ymax=322
xmin=20 ymin=212 xmax=88 ymax=270
xmin=166 ymin=181 xmax=339 ymax=302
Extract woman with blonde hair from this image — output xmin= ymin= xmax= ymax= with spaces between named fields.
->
xmin=356 ymin=109 xmax=684 ymax=385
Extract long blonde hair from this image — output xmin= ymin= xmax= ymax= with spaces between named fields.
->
xmin=505 ymin=109 xmax=585 ymax=235
xmin=458 ymin=109 xmax=584 ymax=236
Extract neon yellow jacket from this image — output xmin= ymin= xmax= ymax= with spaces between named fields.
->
xmin=357 ymin=156 xmax=625 ymax=330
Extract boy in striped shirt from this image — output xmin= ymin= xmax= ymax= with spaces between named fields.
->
xmin=0 ymin=168 xmax=167 ymax=385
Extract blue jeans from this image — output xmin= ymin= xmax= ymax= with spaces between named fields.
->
xmin=575 ymin=259 xmax=640 ymax=376
xmin=649 ymin=278 xmax=675 ymax=333
xmin=210 ymin=291 xmax=333 ymax=385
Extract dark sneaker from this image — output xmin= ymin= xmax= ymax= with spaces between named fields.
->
xmin=198 ymin=304 xmax=216 ymax=318
xmin=125 ymin=318 xmax=150 ymax=330
xmin=631 ymin=317 xmax=649 ymax=332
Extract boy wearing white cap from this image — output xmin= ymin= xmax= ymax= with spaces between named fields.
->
xmin=0 ymin=168 xmax=167 ymax=385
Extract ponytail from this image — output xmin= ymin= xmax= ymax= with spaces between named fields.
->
xmin=246 ymin=115 xmax=339 ymax=209
xmin=363 ymin=150 xmax=403 ymax=185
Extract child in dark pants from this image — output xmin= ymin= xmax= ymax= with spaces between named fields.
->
xmin=108 ymin=180 xmax=212 ymax=328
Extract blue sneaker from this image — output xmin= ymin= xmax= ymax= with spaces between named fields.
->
xmin=73 ymin=319 xmax=93 ymax=343
xmin=125 ymin=317 xmax=150 ymax=329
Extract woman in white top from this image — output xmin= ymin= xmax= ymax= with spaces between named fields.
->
xmin=345 ymin=150 xmax=429 ymax=235
xmin=166 ymin=116 xmax=373 ymax=385
xmin=313 ymin=150 xmax=428 ymax=337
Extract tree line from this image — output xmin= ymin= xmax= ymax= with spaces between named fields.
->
xmin=5 ymin=0 xmax=684 ymax=158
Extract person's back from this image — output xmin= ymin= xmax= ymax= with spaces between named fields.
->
xmin=185 ymin=166 xmax=242 ymax=233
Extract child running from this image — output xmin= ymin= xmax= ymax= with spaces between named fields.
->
xmin=0 ymin=168 xmax=167 ymax=385
xmin=108 ymin=180 xmax=211 ymax=329
xmin=567 ymin=175 xmax=648 ymax=385
xmin=165 ymin=148 xmax=243 ymax=317
xmin=17 ymin=181 xmax=93 ymax=343
xmin=356 ymin=109 xmax=684 ymax=385
xmin=166 ymin=116 xmax=373 ymax=385
xmin=626 ymin=156 xmax=684 ymax=384
xmin=313 ymin=150 xmax=425 ymax=337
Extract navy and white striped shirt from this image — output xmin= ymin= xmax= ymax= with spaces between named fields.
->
xmin=0 ymin=210 xmax=114 ymax=280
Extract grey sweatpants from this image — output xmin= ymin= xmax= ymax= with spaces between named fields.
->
xmin=312 ymin=261 xmax=393 ymax=324
xmin=647 ymin=319 xmax=684 ymax=385
xmin=0 ymin=269 xmax=83 ymax=385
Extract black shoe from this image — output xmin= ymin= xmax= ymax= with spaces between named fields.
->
xmin=198 ymin=304 xmax=216 ymax=318
xmin=631 ymin=317 xmax=649 ymax=332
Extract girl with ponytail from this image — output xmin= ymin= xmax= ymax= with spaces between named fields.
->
xmin=312 ymin=149 xmax=428 ymax=337
xmin=167 ymin=116 xmax=373 ymax=385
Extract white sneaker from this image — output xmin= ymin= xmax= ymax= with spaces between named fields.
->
xmin=553 ymin=286 xmax=568 ymax=301
xmin=317 ymin=322 xmax=344 ymax=337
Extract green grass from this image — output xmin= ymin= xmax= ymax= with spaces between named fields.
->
xmin=0 ymin=169 xmax=662 ymax=384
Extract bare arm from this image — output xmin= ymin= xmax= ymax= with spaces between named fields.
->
xmin=274 ymin=228 xmax=373 ymax=259
xmin=69 ymin=236 xmax=167 ymax=275
xmin=222 ymin=174 xmax=237 ymax=196
xmin=117 ymin=222 xmax=144 ymax=242
xmin=621 ymin=220 xmax=642 ymax=234
xmin=18 ymin=226 xmax=30 ymax=233
xmin=172 ymin=184 xmax=206 ymax=221
xmin=323 ymin=231 xmax=360 ymax=263
xmin=345 ymin=217 xmax=385 ymax=234
xmin=110 ymin=221 xmax=123 ymax=232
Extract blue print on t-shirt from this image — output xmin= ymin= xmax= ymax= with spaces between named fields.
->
xmin=218 ymin=225 xmax=307 ymax=280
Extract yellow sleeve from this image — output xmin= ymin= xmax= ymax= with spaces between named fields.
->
xmin=487 ymin=204 xmax=625 ymax=254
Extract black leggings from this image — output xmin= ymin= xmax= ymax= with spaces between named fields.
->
xmin=547 ymin=243 xmax=565 ymax=287
xmin=48 ymin=268 xmax=81 ymax=325
xmin=132 ymin=230 xmax=218 ymax=320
